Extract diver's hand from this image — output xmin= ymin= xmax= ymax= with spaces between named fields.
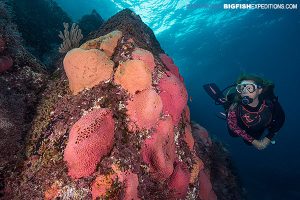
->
xmin=261 ymin=137 xmax=271 ymax=147
xmin=252 ymin=139 xmax=265 ymax=150
xmin=252 ymin=138 xmax=271 ymax=150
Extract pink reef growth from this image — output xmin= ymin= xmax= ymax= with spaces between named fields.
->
xmin=132 ymin=47 xmax=156 ymax=73
xmin=2 ymin=8 xmax=245 ymax=200
xmin=158 ymin=71 xmax=188 ymax=125
xmin=167 ymin=160 xmax=190 ymax=199
xmin=64 ymin=108 xmax=115 ymax=179
xmin=126 ymin=88 xmax=163 ymax=132
xmin=159 ymin=53 xmax=184 ymax=82
xmin=141 ymin=116 xmax=176 ymax=181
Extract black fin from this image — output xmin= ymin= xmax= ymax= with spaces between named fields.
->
xmin=203 ymin=83 xmax=227 ymax=105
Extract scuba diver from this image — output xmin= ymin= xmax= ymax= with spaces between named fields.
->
xmin=203 ymin=74 xmax=285 ymax=150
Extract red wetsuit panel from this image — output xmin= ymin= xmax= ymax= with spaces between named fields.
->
xmin=227 ymin=109 xmax=255 ymax=143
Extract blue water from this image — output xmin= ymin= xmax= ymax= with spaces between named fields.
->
xmin=55 ymin=0 xmax=300 ymax=199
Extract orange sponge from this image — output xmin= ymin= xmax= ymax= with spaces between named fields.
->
xmin=63 ymin=48 xmax=114 ymax=95
xmin=80 ymin=30 xmax=122 ymax=57
xmin=114 ymin=59 xmax=152 ymax=95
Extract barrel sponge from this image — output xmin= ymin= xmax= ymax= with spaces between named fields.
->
xmin=63 ymin=48 xmax=114 ymax=95
xmin=126 ymin=88 xmax=163 ymax=132
xmin=114 ymin=59 xmax=152 ymax=95
xmin=141 ymin=116 xmax=176 ymax=181
xmin=80 ymin=30 xmax=122 ymax=57
xmin=64 ymin=108 xmax=115 ymax=179
xmin=132 ymin=47 xmax=155 ymax=73
xmin=158 ymin=71 xmax=188 ymax=125
xmin=167 ymin=161 xmax=190 ymax=199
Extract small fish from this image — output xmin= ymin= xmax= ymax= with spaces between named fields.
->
xmin=189 ymin=96 xmax=192 ymax=102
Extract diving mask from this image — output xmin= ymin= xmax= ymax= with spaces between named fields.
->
xmin=236 ymin=82 xmax=261 ymax=94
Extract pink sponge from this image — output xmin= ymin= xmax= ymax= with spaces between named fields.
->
xmin=141 ymin=116 xmax=176 ymax=181
xmin=159 ymin=53 xmax=184 ymax=82
xmin=114 ymin=59 xmax=152 ymax=95
xmin=117 ymin=170 xmax=140 ymax=200
xmin=126 ymin=88 xmax=163 ymax=132
xmin=159 ymin=53 xmax=174 ymax=65
xmin=158 ymin=71 xmax=188 ymax=125
xmin=64 ymin=108 xmax=115 ymax=179
xmin=132 ymin=47 xmax=155 ymax=73
xmin=168 ymin=161 xmax=190 ymax=199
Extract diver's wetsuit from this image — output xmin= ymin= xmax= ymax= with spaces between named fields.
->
xmin=227 ymin=98 xmax=285 ymax=145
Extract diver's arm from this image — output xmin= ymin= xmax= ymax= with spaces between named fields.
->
xmin=227 ymin=108 xmax=255 ymax=143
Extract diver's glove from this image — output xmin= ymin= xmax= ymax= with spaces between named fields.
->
xmin=252 ymin=137 xmax=271 ymax=150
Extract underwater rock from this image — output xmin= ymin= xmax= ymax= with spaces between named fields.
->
xmin=0 ymin=1 xmax=49 ymax=198
xmin=78 ymin=9 xmax=105 ymax=37
xmin=198 ymin=170 xmax=218 ymax=200
xmin=12 ymin=0 xmax=71 ymax=67
xmin=0 ymin=56 xmax=13 ymax=73
xmin=0 ymin=37 xmax=6 ymax=53
xmin=91 ymin=174 xmax=118 ymax=199
xmin=2 ymin=8 xmax=245 ymax=200
xmin=184 ymin=105 xmax=191 ymax=122
xmin=184 ymin=124 xmax=195 ymax=151
xmin=190 ymin=155 xmax=204 ymax=184
xmin=192 ymin=123 xmax=213 ymax=147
